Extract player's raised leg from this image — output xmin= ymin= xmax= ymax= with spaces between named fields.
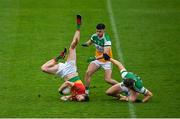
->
xmin=41 ymin=48 xmax=67 ymax=74
xmin=67 ymin=15 xmax=81 ymax=62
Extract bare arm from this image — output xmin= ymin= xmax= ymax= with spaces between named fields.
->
xmin=142 ymin=90 xmax=153 ymax=102
xmin=82 ymin=39 xmax=93 ymax=47
xmin=58 ymin=81 xmax=74 ymax=92
xmin=110 ymin=58 xmax=126 ymax=71
xmin=65 ymin=81 xmax=75 ymax=87
xmin=58 ymin=82 xmax=68 ymax=92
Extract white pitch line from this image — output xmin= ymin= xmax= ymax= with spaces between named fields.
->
xmin=106 ymin=0 xmax=124 ymax=63
xmin=106 ymin=0 xmax=137 ymax=118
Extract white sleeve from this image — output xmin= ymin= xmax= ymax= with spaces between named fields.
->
xmin=104 ymin=41 xmax=111 ymax=46
xmin=139 ymin=87 xmax=148 ymax=94
xmin=90 ymin=34 xmax=96 ymax=41
xmin=120 ymin=69 xmax=128 ymax=78
xmin=90 ymin=36 xmax=93 ymax=40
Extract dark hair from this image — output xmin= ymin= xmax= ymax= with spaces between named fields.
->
xmin=96 ymin=23 xmax=105 ymax=30
xmin=83 ymin=94 xmax=89 ymax=102
xmin=123 ymin=78 xmax=135 ymax=88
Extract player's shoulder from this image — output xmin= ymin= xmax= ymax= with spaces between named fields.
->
xmin=124 ymin=71 xmax=140 ymax=81
xmin=91 ymin=33 xmax=97 ymax=38
xmin=104 ymin=33 xmax=111 ymax=46
xmin=120 ymin=69 xmax=137 ymax=78
xmin=104 ymin=33 xmax=111 ymax=41
xmin=90 ymin=33 xmax=98 ymax=42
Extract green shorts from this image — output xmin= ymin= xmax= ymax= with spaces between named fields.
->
xmin=69 ymin=76 xmax=80 ymax=82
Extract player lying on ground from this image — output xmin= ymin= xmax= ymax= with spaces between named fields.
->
xmin=59 ymin=80 xmax=89 ymax=101
xmin=41 ymin=15 xmax=88 ymax=102
xmin=103 ymin=54 xmax=153 ymax=103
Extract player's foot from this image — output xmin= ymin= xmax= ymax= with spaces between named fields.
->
xmin=76 ymin=15 xmax=81 ymax=30
xmin=54 ymin=48 xmax=67 ymax=62
xmin=77 ymin=15 xmax=81 ymax=25
xmin=85 ymin=94 xmax=90 ymax=101
xmin=85 ymin=90 xmax=89 ymax=96
xmin=60 ymin=47 xmax=67 ymax=59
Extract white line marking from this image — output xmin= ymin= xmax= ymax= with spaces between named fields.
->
xmin=106 ymin=0 xmax=124 ymax=63
xmin=106 ymin=0 xmax=137 ymax=118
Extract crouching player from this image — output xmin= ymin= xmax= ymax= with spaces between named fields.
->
xmin=41 ymin=15 xmax=88 ymax=101
xmin=103 ymin=54 xmax=153 ymax=103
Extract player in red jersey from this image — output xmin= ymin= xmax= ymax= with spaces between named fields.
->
xmin=59 ymin=80 xmax=89 ymax=101
xmin=41 ymin=15 xmax=89 ymax=101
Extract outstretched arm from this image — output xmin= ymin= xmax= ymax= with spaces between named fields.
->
xmin=142 ymin=90 xmax=153 ymax=102
xmin=103 ymin=53 xmax=126 ymax=71
xmin=110 ymin=58 xmax=126 ymax=71
xmin=81 ymin=39 xmax=93 ymax=47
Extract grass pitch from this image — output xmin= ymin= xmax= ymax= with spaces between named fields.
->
xmin=0 ymin=0 xmax=180 ymax=118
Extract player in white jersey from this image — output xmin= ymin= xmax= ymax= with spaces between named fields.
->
xmin=81 ymin=23 xmax=118 ymax=95
xmin=41 ymin=15 xmax=88 ymax=102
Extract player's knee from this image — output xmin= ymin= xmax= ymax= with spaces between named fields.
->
xmin=104 ymin=78 xmax=111 ymax=84
xmin=41 ymin=65 xmax=48 ymax=72
xmin=129 ymin=97 xmax=136 ymax=102
xmin=41 ymin=65 xmax=45 ymax=71
xmin=106 ymin=90 xmax=113 ymax=96
xmin=106 ymin=91 xmax=111 ymax=95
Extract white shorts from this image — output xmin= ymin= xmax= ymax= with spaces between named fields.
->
xmin=56 ymin=60 xmax=77 ymax=78
xmin=119 ymin=82 xmax=147 ymax=96
xmin=119 ymin=82 xmax=129 ymax=92
xmin=91 ymin=60 xmax=112 ymax=70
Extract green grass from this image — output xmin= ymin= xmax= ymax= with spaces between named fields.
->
xmin=0 ymin=0 xmax=180 ymax=117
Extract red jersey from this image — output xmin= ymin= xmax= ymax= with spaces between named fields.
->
xmin=71 ymin=82 xmax=85 ymax=98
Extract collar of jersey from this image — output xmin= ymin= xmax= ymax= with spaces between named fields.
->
xmin=98 ymin=33 xmax=105 ymax=40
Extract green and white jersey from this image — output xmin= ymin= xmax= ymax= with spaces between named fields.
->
xmin=91 ymin=33 xmax=111 ymax=53
xmin=120 ymin=69 xmax=147 ymax=94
